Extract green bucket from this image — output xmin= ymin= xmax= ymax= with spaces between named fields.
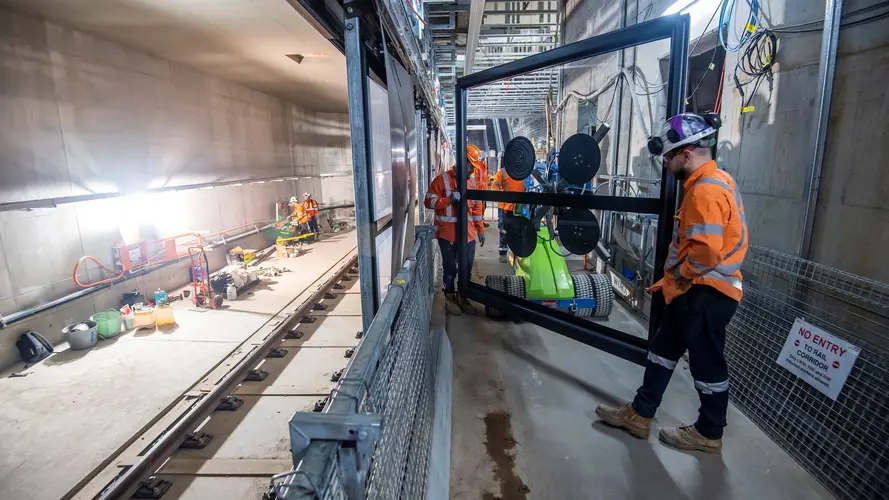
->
xmin=91 ymin=309 xmax=122 ymax=339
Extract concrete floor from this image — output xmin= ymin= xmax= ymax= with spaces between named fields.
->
xmin=448 ymin=227 xmax=833 ymax=500
xmin=0 ymin=232 xmax=356 ymax=500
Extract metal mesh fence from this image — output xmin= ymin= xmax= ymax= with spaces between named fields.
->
xmin=283 ymin=227 xmax=439 ymax=500
xmin=726 ymin=245 xmax=889 ymax=500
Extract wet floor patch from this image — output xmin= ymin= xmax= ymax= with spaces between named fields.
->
xmin=483 ymin=411 xmax=530 ymax=500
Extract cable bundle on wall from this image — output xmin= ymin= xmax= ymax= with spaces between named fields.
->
xmin=732 ymin=28 xmax=776 ymax=110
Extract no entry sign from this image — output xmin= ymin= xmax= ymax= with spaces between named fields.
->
xmin=776 ymin=318 xmax=861 ymax=401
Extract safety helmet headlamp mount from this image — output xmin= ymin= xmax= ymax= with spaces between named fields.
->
xmin=647 ymin=112 xmax=722 ymax=157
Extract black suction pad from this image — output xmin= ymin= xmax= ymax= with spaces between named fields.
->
xmin=559 ymin=133 xmax=600 ymax=185
xmin=505 ymin=216 xmax=537 ymax=258
xmin=557 ymin=208 xmax=600 ymax=255
xmin=503 ymin=136 xmax=536 ymax=181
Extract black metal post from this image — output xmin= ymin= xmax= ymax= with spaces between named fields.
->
xmin=648 ymin=16 xmax=690 ymax=338
xmin=456 ymin=88 xmax=469 ymax=291
xmin=345 ymin=17 xmax=380 ymax=330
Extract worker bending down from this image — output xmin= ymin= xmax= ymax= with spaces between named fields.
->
xmin=302 ymin=192 xmax=320 ymax=239
xmin=286 ymin=197 xmax=310 ymax=230
xmin=490 ymin=166 xmax=525 ymax=263
xmin=424 ymin=145 xmax=486 ymax=315
xmin=597 ymin=112 xmax=747 ymax=453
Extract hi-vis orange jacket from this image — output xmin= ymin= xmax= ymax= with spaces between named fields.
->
xmin=302 ymin=199 xmax=319 ymax=217
xmin=289 ymin=204 xmax=310 ymax=224
xmin=650 ymin=160 xmax=748 ymax=304
xmin=491 ymin=168 xmax=525 ymax=212
xmin=424 ymin=169 xmax=485 ymax=243
xmin=473 ymin=164 xmax=489 ymax=190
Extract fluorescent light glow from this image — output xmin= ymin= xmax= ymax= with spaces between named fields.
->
xmin=467 ymin=124 xmax=487 ymax=131
xmin=663 ymin=0 xmax=698 ymax=15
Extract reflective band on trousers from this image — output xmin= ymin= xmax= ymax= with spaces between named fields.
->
xmin=435 ymin=216 xmax=457 ymax=223
xmin=647 ymin=351 xmax=678 ymax=370
xmin=694 ymin=379 xmax=729 ymax=394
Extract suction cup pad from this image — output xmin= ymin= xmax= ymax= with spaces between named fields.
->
xmin=559 ymin=133 xmax=601 ymax=185
xmin=557 ymin=208 xmax=600 ymax=255
xmin=504 ymin=136 xmax=536 ymax=181
xmin=505 ymin=217 xmax=537 ymax=258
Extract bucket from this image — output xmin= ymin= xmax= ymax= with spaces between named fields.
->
xmin=122 ymin=313 xmax=136 ymax=330
xmin=91 ymin=309 xmax=122 ymax=339
xmin=63 ymin=321 xmax=98 ymax=350
xmin=134 ymin=308 xmax=156 ymax=330
xmin=155 ymin=305 xmax=175 ymax=327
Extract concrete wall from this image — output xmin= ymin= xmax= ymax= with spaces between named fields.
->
xmin=0 ymin=8 xmax=353 ymax=368
xmin=562 ymin=0 xmax=889 ymax=282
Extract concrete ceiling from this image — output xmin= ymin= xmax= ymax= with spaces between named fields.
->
xmin=2 ymin=0 xmax=348 ymax=112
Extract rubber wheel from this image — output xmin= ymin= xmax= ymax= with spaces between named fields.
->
xmin=590 ymin=273 xmax=614 ymax=317
xmin=571 ymin=273 xmax=595 ymax=317
xmin=485 ymin=275 xmax=506 ymax=318
xmin=504 ymin=275 xmax=526 ymax=299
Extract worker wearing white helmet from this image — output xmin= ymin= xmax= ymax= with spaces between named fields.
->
xmin=302 ymin=192 xmax=320 ymax=239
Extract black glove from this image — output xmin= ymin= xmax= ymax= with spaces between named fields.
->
xmin=449 ymin=192 xmax=461 ymax=205
xmin=478 ymin=234 xmax=486 ymax=247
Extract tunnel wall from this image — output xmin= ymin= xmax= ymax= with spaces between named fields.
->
xmin=561 ymin=0 xmax=889 ymax=283
xmin=0 ymin=8 xmax=352 ymax=368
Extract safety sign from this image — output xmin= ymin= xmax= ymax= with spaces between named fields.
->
xmin=776 ymin=318 xmax=861 ymax=401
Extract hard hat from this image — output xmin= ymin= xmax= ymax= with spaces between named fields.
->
xmin=466 ymin=144 xmax=485 ymax=170
xmin=289 ymin=196 xmax=298 ymax=204
xmin=647 ymin=112 xmax=721 ymax=156
xmin=303 ymin=192 xmax=310 ymax=197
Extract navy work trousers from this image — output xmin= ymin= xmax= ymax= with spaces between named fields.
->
xmin=632 ymin=285 xmax=739 ymax=439
xmin=307 ymin=216 xmax=319 ymax=236
xmin=438 ymin=238 xmax=476 ymax=294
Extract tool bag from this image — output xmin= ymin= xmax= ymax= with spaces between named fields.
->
xmin=16 ymin=330 xmax=54 ymax=364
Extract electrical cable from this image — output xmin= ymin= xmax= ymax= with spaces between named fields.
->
xmin=719 ymin=0 xmax=760 ymax=53
xmin=733 ymin=28 xmax=777 ymax=109
xmin=404 ymin=0 xmax=427 ymax=26
xmin=714 ymin=52 xmax=727 ymax=114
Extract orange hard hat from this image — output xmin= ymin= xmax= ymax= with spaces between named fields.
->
xmin=466 ymin=144 xmax=485 ymax=170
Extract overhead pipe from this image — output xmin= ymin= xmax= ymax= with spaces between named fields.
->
xmin=799 ymin=0 xmax=843 ymax=260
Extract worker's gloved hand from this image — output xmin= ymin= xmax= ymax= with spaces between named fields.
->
xmin=478 ymin=234 xmax=486 ymax=247
xmin=449 ymin=192 xmax=461 ymax=205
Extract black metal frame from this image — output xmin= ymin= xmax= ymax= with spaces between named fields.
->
xmin=455 ymin=15 xmax=690 ymax=366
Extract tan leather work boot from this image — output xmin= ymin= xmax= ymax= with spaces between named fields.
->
xmin=444 ymin=293 xmax=462 ymax=316
xmin=595 ymin=403 xmax=652 ymax=439
xmin=457 ymin=296 xmax=477 ymax=315
xmin=659 ymin=425 xmax=722 ymax=453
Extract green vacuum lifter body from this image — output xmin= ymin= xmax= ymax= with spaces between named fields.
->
xmin=515 ymin=226 xmax=575 ymax=300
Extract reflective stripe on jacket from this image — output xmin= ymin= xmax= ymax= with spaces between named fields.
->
xmin=491 ymin=169 xmax=525 ymax=212
xmin=423 ymin=169 xmax=485 ymax=243
xmin=302 ymin=199 xmax=319 ymax=217
xmin=649 ymin=160 xmax=747 ymax=304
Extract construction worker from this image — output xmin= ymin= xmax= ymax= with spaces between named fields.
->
xmin=424 ymin=146 xmax=486 ymax=315
xmin=302 ymin=192 xmax=320 ymax=239
xmin=286 ymin=196 xmax=310 ymax=230
xmin=491 ymin=166 xmax=525 ymax=263
xmin=596 ymin=112 xmax=747 ymax=453
xmin=467 ymin=144 xmax=488 ymax=191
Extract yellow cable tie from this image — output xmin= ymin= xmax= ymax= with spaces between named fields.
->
xmin=745 ymin=23 xmax=756 ymax=33
xmin=741 ymin=105 xmax=755 ymax=114
xmin=709 ymin=63 xmax=716 ymax=71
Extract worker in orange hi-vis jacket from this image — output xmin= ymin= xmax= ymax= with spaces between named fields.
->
xmin=491 ymin=167 xmax=525 ymax=263
xmin=423 ymin=146 xmax=485 ymax=315
xmin=302 ymin=192 xmax=320 ymax=239
xmin=596 ymin=112 xmax=748 ymax=454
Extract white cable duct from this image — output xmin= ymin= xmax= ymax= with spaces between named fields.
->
xmin=463 ymin=0 xmax=486 ymax=75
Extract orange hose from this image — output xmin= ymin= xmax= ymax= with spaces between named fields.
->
xmin=73 ymin=256 xmax=125 ymax=288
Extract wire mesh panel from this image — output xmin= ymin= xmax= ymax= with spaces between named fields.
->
xmin=285 ymin=227 xmax=439 ymax=500
xmin=726 ymin=246 xmax=889 ymax=500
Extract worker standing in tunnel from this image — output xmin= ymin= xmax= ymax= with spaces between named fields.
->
xmin=302 ymin=192 xmax=320 ymax=240
xmin=491 ymin=164 xmax=525 ymax=263
xmin=596 ymin=112 xmax=747 ymax=453
xmin=424 ymin=145 xmax=486 ymax=315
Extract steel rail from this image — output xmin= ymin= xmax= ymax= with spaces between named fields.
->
xmin=95 ymin=253 xmax=358 ymax=499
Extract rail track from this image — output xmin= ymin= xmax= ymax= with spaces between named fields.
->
xmin=66 ymin=250 xmax=360 ymax=500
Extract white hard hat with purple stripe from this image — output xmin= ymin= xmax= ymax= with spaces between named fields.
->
xmin=647 ymin=112 xmax=722 ymax=156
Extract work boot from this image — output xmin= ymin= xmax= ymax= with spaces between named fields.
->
xmin=595 ymin=403 xmax=652 ymax=439
xmin=659 ymin=425 xmax=722 ymax=453
xmin=499 ymin=254 xmax=508 ymax=264
xmin=444 ymin=293 xmax=462 ymax=316
xmin=457 ymin=296 xmax=477 ymax=315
